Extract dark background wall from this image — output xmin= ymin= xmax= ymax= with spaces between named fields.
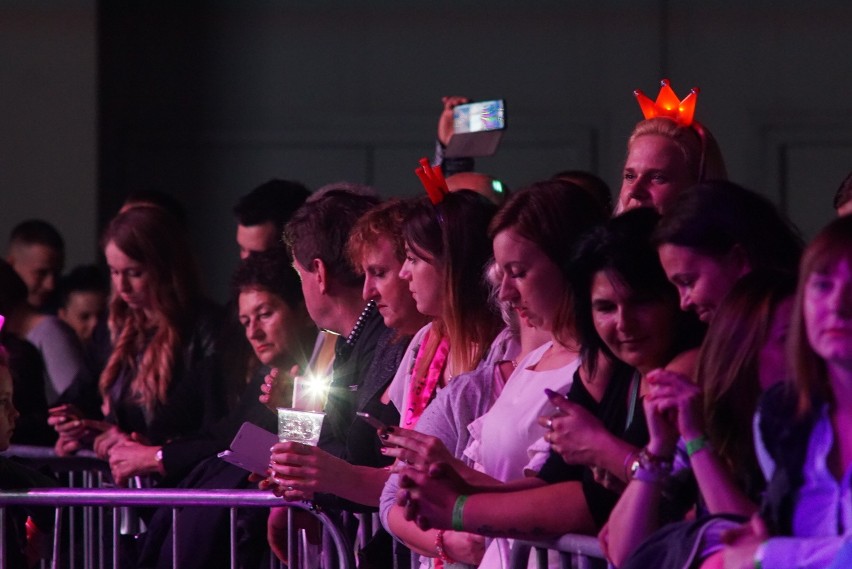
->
xmin=3 ymin=1 xmax=852 ymax=301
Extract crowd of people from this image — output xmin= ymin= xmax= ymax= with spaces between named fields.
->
xmin=1 ymin=83 xmax=852 ymax=569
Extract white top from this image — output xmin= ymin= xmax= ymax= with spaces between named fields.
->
xmin=756 ymin=404 xmax=852 ymax=569
xmin=467 ymin=341 xmax=580 ymax=569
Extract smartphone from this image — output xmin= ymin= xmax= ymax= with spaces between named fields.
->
xmin=218 ymin=421 xmax=279 ymax=474
xmin=452 ymin=99 xmax=506 ymax=134
xmin=356 ymin=411 xmax=388 ymax=431
xmin=445 ymin=99 xmax=507 ymax=158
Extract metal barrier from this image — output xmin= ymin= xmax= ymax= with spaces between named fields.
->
xmin=0 ymin=489 xmax=355 ymax=569
xmin=509 ymin=533 xmax=608 ymax=569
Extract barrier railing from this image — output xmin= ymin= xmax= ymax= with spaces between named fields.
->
xmin=0 ymin=489 xmax=355 ymax=569
xmin=509 ymin=533 xmax=608 ymax=569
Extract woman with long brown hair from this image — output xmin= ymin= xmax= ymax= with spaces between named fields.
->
xmin=52 ymin=206 xmax=221 ymax=474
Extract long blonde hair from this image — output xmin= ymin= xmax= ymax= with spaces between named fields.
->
xmin=99 ymin=206 xmax=202 ymax=414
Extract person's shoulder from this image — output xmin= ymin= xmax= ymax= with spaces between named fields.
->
xmin=28 ymin=315 xmax=75 ymax=340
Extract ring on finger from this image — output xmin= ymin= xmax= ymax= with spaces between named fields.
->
xmin=546 ymin=417 xmax=553 ymax=430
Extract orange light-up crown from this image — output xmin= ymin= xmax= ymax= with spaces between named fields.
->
xmin=634 ymin=79 xmax=700 ymax=127
xmin=414 ymin=157 xmax=449 ymax=205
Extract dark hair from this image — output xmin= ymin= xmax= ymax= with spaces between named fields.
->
xmin=8 ymin=219 xmax=64 ymax=253
xmin=834 ymin=171 xmax=852 ymax=211
xmin=124 ymin=190 xmax=189 ymax=225
xmin=571 ymin=208 xmax=704 ymax=372
xmin=551 ymin=170 xmax=614 ymax=216
xmin=489 ymin=180 xmax=609 ymax=345
xmin=346 ymin=199 xmax=413 ymax=272
xmin=233 ymin=179 xmax=312 ymax=230
xmin=653 ymin=180 xmax=803 ymax=273
xmin=403 ymin=190 xmax=501 ymax=374
xmin=57 ymin=265 xmax=108 ymax=309
xmin=284 ymin=189 xmax=380 ymax=288
xmin=231 ymin=249 xmax=304 ymax=310
xmin=0 ymin=259 xmax=28 ymax=314
xmin=697 ymin=269 xmax=796 ymax=496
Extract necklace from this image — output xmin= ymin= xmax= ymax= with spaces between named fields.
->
xmin=345 ymin=300 xmax=377 ymax=347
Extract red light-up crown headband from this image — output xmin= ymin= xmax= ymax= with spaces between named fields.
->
xmin=634 ymin=79 xmax=699 ymax=127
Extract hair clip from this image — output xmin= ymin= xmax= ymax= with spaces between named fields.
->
xmin=634 ymin=79 xmax=699 ymax=127
xmin=414 ymin=157 xmax=450 ymax=205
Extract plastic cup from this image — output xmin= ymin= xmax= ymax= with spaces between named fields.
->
xmin=277 ymin=408 xmax=325 ymax=446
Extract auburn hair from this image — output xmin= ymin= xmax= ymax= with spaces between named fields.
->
xmin=99 ymin=206 xmax=202 ymax=414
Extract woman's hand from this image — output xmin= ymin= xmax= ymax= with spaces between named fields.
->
xmin=267 ymin=441 xmax=344 ymax=498
xmin=437 ymin=96 xmax=470 ymax=146
xmin=54 ymin=434 xmax=81 ymax=457
xmin=380 ymin=427 xmax=458 ymax=472
xmin=397 ymin=462 xmax=471 ymax=531
xmin=540 ymin=395 xmax=609 ymax=468
xmin=442 ymin=530 xmax=486 ymax=565
xmin=93 ymin=426 xmax=130 ymax=460
xmin=722 ymin=515 xmax=768 ymax=569
xmin=48 ymin=404 xmax=111 ymax=444
xmin=646 ymin=368 xmax=704 ymax=444
xmin=259 ymin=365 xmax=298 ymax=411
xmin=108 ymin=440 xmax=162 ymax=486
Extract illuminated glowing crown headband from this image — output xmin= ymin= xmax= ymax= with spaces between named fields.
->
xmin=414 ymin=157 xmax=450 ymax=205
xmin=634 ymin=79 xmax=699 ymax=127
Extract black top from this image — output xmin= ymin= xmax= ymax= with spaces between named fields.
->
xmin=106 ymin=302 xmax=222 ymax=444
xmin=538 ymin=361 xmax=649 ymax=529
xmin=159 ymin=361 xmax=275 ymax=486
xmin=314 ymin=316 xmax=408 ymax=513
xmin=3 ymin=334 xmax=55 ymax=446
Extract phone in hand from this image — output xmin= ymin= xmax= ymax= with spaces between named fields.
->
xmin=445 ymin=99 xmax=507 ymax=158
xmin=218 ymin=422 xmax=278 ymax=474
xmin=356 ymin=411 xmax=388 ymax=431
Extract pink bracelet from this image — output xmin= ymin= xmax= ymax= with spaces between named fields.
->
xmin=435 ymin=530 xmax=456 ymax=565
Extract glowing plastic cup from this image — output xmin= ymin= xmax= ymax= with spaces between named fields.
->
xmin=277 ymin=408 xmax=325 ymax=446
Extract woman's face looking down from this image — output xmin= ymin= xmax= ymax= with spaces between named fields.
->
xmin=360 ymin=236 xmax=422 ymax=335
xmin=399 ymin=244 xmax=444 ymax=318
xmin=590 ymin=270 xmax=677 ymax=374
xmin=492 ymin=227 xmax=566 ymax=333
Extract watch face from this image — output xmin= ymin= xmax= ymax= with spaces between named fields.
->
xmin=630 ymin=459 xmax=641 ymax=476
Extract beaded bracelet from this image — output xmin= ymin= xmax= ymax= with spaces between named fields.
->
xmin=685 ymin=434 xmax=711 ymax=457
xmin=452 ymin=495 xmax=469 ymax=532
xmin=435 ymin=530 xmax=456 ymax=564
xmin=631 ymin=447 xmax=674 ymax=483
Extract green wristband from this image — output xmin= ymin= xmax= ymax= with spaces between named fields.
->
xmin=452 ymin=494 xmax=469 ymax=531
xmin=685 ymin=434 xmax=710 ymax=457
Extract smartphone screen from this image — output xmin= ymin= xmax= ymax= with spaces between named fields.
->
xmin=453 ymin=99 xmax=505 ymax=134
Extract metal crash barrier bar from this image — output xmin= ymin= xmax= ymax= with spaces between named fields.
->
xmin=509 ymin=533 xmax=608 ymax=569
xmin=0 ymin=489 xmax=355 ymax=569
